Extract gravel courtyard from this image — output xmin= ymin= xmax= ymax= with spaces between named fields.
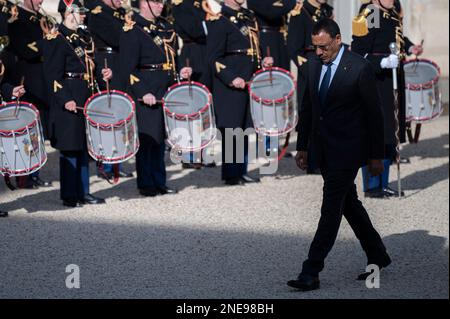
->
xmin=0 ymin=115 xmax=448 ymax=299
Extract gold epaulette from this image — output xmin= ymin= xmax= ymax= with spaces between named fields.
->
xmin=172 ymin=0 xmax=183 ymax=5
xmin=44 ymin=30 xmax=59 ymax=40
xmin=352 ymin=8 xmax=371 ymax=37
xmin=91 ymin=6 xmax=102 ymax=15
xmin=206 ymin=13 xmax=221 ymax=22
xmin=290 ymin=1 xmax=303 ymax=17
xmin=123 ymin=13 xmax=136 ymax=32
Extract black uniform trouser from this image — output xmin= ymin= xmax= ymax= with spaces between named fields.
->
xmin=136 ymin=134 xmax=166 ymax=190
xmin=301 ymin=167 xmax=388 ymax=276
xmin=219 ymin=128 xmax=249 ymax=180
xmin=60 ymin=149 xmax=90 ymax=201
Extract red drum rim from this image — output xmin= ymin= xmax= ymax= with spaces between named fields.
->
xmin=249 ymin=67 xmax=296 ymax=105
xmin=254 ymin=117 xmax=299 ymax=137
xmin=1 ymin=159 xmax=47 ymax=176
xmin=0 ymin=102 xmax=40 ymax=136
xmin=406 ymin=109 xmax=444 ymax=123
xmin=163 ymin=81 xmax=212 ymax=120
xmin=404 ymin=58 xmax=441 ymax=91
xmin=88 ymin=140 xmax=140 ymax=164
xmin=166 ymin=135 xmax=217 ymax=153
xmin=84 ymin=90 xmax=136 ymax=129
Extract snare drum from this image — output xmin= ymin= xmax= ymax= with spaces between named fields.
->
xmin=404 ymin=59 xmax=443 ymax=123
xmin=84 ymin=90 xmax=139 ymax=164
xmin=163 ymin=82 xmax=216 ymax=152
xmin=0 ymin=101 xmax=47 ymax=177
xmin=248 ymin=67 xmax=298 ymax=136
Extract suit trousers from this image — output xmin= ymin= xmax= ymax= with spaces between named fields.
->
xmin=301 ymin=167 xmax=388 ymax=276
xmin=219 ymin=128 xmax=249 ymax=180
xmin=136 ymin=133 xmax=167 ymax=190
xmin=60 ymin=149 xmax=90 ymax=201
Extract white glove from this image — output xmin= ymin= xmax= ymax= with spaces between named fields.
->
xmin=380 ymin=54 xmax=399 ymax=69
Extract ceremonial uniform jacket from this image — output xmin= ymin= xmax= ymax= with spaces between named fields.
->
xmin=87 ymin=0 xmax=125 ymax=89
xmin=247 ymin=0 xmax=296 ymax=70
xmin=119 ymin=14 xmax=180 ymax=143
xmin=172 ymin=0 xmax=210 ymax=86
xmin=206 ymin=5 xmax=262 ymax=129
xmin=43 ymin=24 xmax=95 ymax=151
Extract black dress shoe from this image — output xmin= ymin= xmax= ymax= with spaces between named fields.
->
xmin=182 ymin=162 xmax=202 ymax=170
xmin=364 ymin=189 xmax=388 ymax=199
xmin=287 ymin=274 xmax=320 ymax=292
xmin=118 ymin=170 xmax=134 ymax=178
xmin=139 ymin=188 xmax=158 ymax=197
xmin=382 ymin=187 xmax=405 ymax=197
xmin=63 ymin=200 xmax=83 ymax=208
xmin=31 ymin=176 xmax=52 ymax=188
xmin=202 ymin=162 xmax=217 ymax=168
xmin=0 ymin=210 xmax=8 ymax=218
xmin=79 ymin=194 xmax=106 ymax=205
xmin=357 ymin=255 xmax=392 ymax=281
xmin=240 ymin=175 xmax=261 ymax=184
xmin=156 ymin=186 xmax=178 ymax=195
xmin=225 ymin=177 xmax=245 ymax=186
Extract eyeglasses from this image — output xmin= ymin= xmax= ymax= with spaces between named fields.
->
xmin=312 ymin=39 xmax=336 ymax=51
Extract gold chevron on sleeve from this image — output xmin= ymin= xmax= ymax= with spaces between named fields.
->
xmin=27 ymin=41 xmax=39 ymax=52
xmin=130 ymin=74 xmax=140 ymax=85
xmin=215 ymin=62 xmax=226 ymax=73
xmin=53 ymin=80 xmax=63 ymax=93
xmin=273 ymin=0 xmax=284 ymax=7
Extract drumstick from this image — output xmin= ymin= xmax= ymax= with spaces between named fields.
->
xmin=246 ymin=78 xmax=275 ymax=86
xmin=14 ymin=76 xmax=25 ymax=117
xmin=104 ymin=58 xmax=111 ymax=108
xmin=76 ymin=107 xmax=114 ymax=117
xmin=266 ymin=46 xmax=273 ymax=86
xmin=413 ymin=39 xmax=425 ymax=73
xmin=186 ymin=58 xmax=193 ymax=99
xmin=138 ymin=98 xmax=188 ymax=105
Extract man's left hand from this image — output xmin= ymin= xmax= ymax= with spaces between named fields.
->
xmin=180 ymin=67 xmax=193 ymax=80
xmin=12 ymin=85 xmax=26 ymax=99
xmin=263 ymin=57 xmax=274 ymax=69
xmin=410 ymin=45 xmax=424 ymax=56
xmin=102 ymin=68 xmax=113 ymax=82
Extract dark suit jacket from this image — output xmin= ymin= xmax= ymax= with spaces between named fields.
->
xmin=296 ymin=49 xmax=385 ymax=170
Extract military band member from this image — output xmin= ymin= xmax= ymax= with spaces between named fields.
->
xmin=352 ymin=0 xmax=423 ymax=198
xmin=247 ymin=0 xmax=296 ymax=70
xmin=87 ymin=0 xmax=133 ymax=180
xmin=119 ymin=0 xmax=192 ymax=197
xmin=7 ymin=0 xmax=53 ymax=188
xmin=206 ymin=0 xmax=273 ymax=185
xmin=1 ymin=2 xmax=26 ymax=218
xmin=43 ymin=0 xmax=111 ymax=207
xmin=171 ymin=0 xmax=215 ymax=170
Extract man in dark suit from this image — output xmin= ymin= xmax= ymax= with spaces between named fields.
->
xmin=287 ymin=19 xmax=391 ymax=292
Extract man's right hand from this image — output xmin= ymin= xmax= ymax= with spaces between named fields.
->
xmin=368 ymin=159 xmax=384 ymax=177
xmin=295 ymin=151 xmax=308 ymax=171
xmin=65 ymin=100 xmax=77 ymax=113
xmin=142 ymin=93 xmax=157 ymax=106
xmin=231 ymin=77 xmax=246 ymax=89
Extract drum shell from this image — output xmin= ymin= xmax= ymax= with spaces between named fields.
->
xmin=163 ymin=82 xmax=217 ymax=152
xmin=404 ymin=59 xmax=443 ymax=123
xmin=0 ymin=102 xmax=47 ymax=177
xmin=249 ymin=68 xmax=298 ymax=136
xmin=84 ymin=91 xmax=139 ymax=164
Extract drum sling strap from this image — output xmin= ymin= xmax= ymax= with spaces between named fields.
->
xmin=97 ymin=161 xmax=120 ymax=185
xmin=3 ymin=174 xmax=16 ymax=191
xmin=406 ymin=122 xmax=422 ymax=144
